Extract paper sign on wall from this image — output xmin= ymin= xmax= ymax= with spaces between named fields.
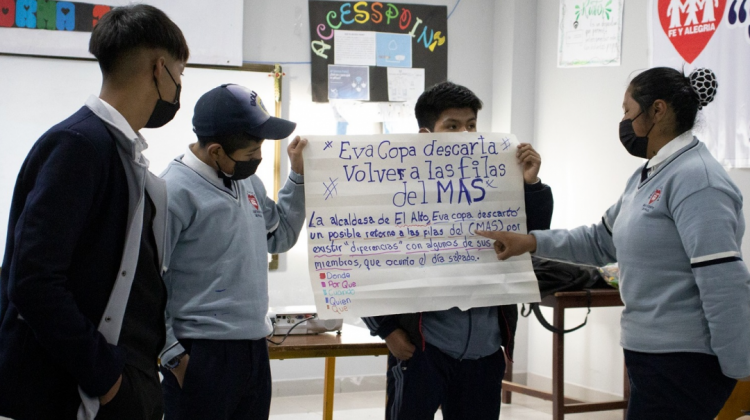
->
xmin=558 ymin=0 xmax=624 ymax=67
xmin=303 ymin=133 xmax=541 ymax=319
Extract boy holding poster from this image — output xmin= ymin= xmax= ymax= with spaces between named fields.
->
xmin=157 ymin=84 xmax=307 ymax=420
xmin=363 ymin=81 xmax=553 ymax=420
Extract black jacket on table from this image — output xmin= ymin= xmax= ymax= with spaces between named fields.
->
xmin=0 ymin=107 xmax=131 ymax=419
xmin=363 ymin=181 xmax=554 ymax=361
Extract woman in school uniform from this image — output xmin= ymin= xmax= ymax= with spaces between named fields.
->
xmin=478 ymin=67 xmax=750 ymax=420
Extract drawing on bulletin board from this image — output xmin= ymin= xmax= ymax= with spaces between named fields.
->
xmin=0 ymin=0 xmax=243 ymax=65
xmin=0 ymin=0 xmax=111 ymax=32
xmin=309 ymin=1 xmax=448 ymax=103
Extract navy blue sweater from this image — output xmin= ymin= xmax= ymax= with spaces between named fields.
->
xmin=0 ymin=107 xmax=130 ymax=419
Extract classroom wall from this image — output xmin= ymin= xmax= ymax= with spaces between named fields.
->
xmin=528 ymin=0 xmax=750 ymax=397
xmin=242 ymin=0 xmax=500 ymax=384
xmin=5 ymin=0 xmax=745 ymax=398
xmin=487 ymin=0 xmax=541 ymax=377
xmin=525 ymin=0 xmax=649 ymax=397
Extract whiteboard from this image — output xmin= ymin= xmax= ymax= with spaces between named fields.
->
xmin=0 ymin=54 xmax=281 ymax=254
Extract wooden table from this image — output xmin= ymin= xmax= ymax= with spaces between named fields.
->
xmin=502 ymin=289 xmax=630 ymax=419
xmin=267 ymin=324 xmax=388 ymax=420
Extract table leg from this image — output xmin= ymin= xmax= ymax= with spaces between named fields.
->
xmin=323 ymin=357 xmax=336 ymax=420
xmin=552 ymin=303 xmax=565 ymax=420
xmin=502 ymin=352 xmax=513 ymax=404
xmin=623 ymin=361 xmax=630 ymax=420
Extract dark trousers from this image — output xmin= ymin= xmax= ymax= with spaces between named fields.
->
xmin=95 ymin=364 xmax=163 ymax=420
xmin=385 ymin=342 xmax=506 ymax=420
xmin=624 ymin=349 xmax=737 ymax=420
xmin=161 ymin=338 xmax=272 ymax=420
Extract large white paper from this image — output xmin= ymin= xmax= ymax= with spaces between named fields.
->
xmin=303 ymin=133 xmax=541 ymax=319
xmin=558 ymin=0 xmax=624 ymax=67
xmin=387 ymin=67 xmax=425 ymax=102
xmin=334 ymin=30 xmax=377 ymax=66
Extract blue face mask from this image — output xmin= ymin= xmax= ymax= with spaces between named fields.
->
xmin=144 ymin=66 xmax=181 ymax=129
xmin=619 ymin=111 xmax=654 ymax=159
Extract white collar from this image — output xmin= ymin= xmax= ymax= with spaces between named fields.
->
xmin=646 ymin=131 xmax=694 ymax=169
xmin=85 ymin=95 xmax=149 ymax=167
xmin=181 ymin=145 xmax=234 ymax=193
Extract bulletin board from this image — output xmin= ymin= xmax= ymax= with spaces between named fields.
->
xmin=308 ymin=1 xmax=448 ymax=103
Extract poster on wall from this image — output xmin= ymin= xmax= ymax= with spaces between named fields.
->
xmin=302 ymin=132 xmax=541 ymax=319
xmin=558 ymin=0 xmax=625 ymax=67
xmin=0 ymin=0 xmax=243 ymax=66
xmin=650 ymin=0 xmax=750 ymax=167
xmin=308 ymin=1 xmax=448 ymax=103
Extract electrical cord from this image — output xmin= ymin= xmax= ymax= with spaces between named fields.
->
xmin=266 ymin=314 xmax=318 ymax=345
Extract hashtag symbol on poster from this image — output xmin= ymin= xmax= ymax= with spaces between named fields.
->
xmin=501 ymin=137 xmax=512 ymax=151
xmin=323 ymin=177 xmax=339 ymax=200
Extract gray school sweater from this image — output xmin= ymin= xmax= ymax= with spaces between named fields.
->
xmin=159 ymin=149 xmax=305 ymax=363
xmin=531 ymin=136 xmax=750 ymax=379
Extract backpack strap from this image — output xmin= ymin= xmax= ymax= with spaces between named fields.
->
xmin=528 ymin=290 xmax=593 ymax=334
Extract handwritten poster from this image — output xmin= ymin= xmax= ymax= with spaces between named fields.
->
xmin=558 ymin=0 xmax=624 ymax=67
xmin=303 ymin=133 xmax=541 ymax=319
xmin=651 ymin=0 xmax=750 ymax=167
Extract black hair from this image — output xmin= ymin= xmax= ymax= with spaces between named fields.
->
xmin=415 ymin=81 xmax=483 ymax=130
xmin=629 ymin=67 xmax=711 ymax=135
xmin=197 ymin=133 xmax=263 ymax=156
xmin=89 ymin=4 xmax=190 ymax=76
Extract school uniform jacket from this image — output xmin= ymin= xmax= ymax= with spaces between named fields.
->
xmin=0 ymin=98 xmax=168 ymax=420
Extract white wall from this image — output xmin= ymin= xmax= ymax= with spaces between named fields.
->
xmin=490 ymin=0 xmax=542 ymax=374
xmin=526 ymin=0 xmax=650 ymax=397
xmin=241 ymin=0 xmax=500 ymax=383
xmin=528 ymin=0 xmax=750 ymax=397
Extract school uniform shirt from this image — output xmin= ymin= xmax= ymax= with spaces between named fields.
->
xmin=531 ymin=131 xmax=750 ymax=379
xmin=159 ymin=147 xmax=305 ymax=364
xmin=80 ymin=97 xmax=169 ymax=419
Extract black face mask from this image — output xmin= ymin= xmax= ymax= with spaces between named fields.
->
xmin=144 ymin=66 xmax=181 ymax=129
xmin=619 ymin=111 xmax=655 ymax=159
xmin=217 ymin=155 xmax=262 ymax=188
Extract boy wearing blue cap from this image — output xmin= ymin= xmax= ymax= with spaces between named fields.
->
xmin=158 ymin=84 xmax=307 ymax=420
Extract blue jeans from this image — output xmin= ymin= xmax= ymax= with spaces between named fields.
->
xmin=624 ymin=349 xmax=737 ymax=420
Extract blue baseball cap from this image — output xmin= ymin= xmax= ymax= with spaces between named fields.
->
xmin=192 ymin=84 xmax=296 ymax=139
